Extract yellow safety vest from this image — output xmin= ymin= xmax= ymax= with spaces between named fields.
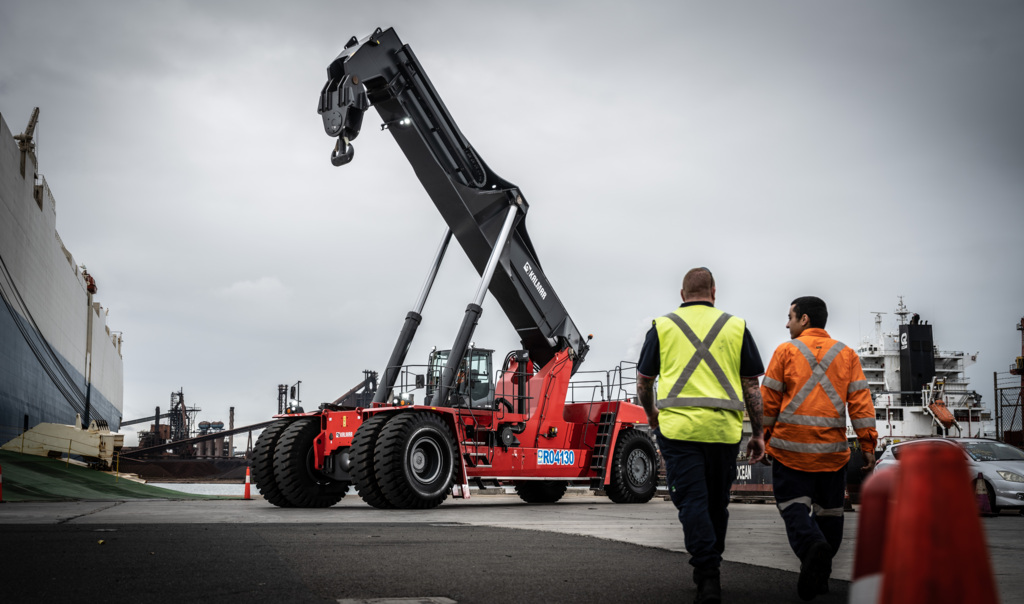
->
xmin=654 ymin=304 xmax=746 ymax=443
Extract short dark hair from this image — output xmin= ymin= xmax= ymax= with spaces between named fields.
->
xmin=791 ymin=296 xmax=828 ymax=329
xmin=682 ymin=267 xmax=715 ymax=298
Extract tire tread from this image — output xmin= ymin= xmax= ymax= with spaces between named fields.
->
xmin=252 ymin=420 xmax=295 ymax=508
xmin=273 ymin=418 xmax=347 ymax=508
xmin=606 ymin=429 xmax=658 ymax=504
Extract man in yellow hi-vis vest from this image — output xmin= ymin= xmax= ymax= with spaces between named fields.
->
xmin=637 ymin=267 xmax=766 ymax=604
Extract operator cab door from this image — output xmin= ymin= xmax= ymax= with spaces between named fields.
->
xmin=426 ymin=348 xmax=495 ymax=409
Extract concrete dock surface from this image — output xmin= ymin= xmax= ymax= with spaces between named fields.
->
xmin=1 ymin=491 xmax=1020 ymax=603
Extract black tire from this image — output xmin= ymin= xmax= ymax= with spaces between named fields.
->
xmin=252 ymin=420 xmax=294 ymax=508
xmin=273 ymin=417 xmax=348 ymax=508
xmin=351 ymin=413 xmax=397 ymax=509
xmin=987 ymin=480 xmax=1001 ymax=514
xmin=514 ymin=480 xmax=568 ymax=503
xmin=605 ymin=429 xmax=658 ymax=504
xmin=375 ymin=413 xmax=458 ymax=509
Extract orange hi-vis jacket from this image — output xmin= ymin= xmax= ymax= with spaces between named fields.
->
xmin=761 ymin=328 xmax=878 ymax=473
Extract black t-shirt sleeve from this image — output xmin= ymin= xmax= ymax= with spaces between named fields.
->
xmin=739 ymin=327 xmax=765 ymax=378
xmin=636 ymin=325 xmax=660 ymax=377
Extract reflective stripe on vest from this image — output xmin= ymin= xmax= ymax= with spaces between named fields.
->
xmin=776 ymin=340 xmax=847 ymax=428
xmin=656 ymin=311 xmax=743 ymax=411
xmin=763 ymin=376 xmax=785 ymax=393
xmin=768 ymin=437 xmax=849 ymax=454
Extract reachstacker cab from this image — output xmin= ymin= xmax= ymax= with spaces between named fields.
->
xmin=252 ymin=27 xmax=659 ymax=509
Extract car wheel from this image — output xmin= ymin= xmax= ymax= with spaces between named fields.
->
xmin=986 ymin=481 xmax=1001 ymax=514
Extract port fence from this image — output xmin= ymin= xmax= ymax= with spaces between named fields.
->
xmin=994 ymin=371 xmax=1022 ymax=447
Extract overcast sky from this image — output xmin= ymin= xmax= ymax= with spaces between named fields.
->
xmin=2 ymin=1 xmax=1022 ymax=446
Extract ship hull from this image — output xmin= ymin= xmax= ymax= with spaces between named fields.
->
xmin=0 ymin=294 xmax=121 ymax=443
xmin=0 ymin=111 xmax=123 ymax=444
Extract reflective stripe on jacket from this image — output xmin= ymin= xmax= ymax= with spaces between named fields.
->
xmin=761 ymin=328 xmax=877 ymax=472
xmin=654 ymin=304 xmax=746 ymax=444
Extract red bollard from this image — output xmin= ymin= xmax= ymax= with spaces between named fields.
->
xmin=880 ymin=442 xmax=999 ymax=604
xmin=850 ymin=466 xmax=898 ymax=604
xmin=244 ymin=466 xmax=251 ymax=500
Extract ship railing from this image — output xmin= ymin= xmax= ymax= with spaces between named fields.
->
xmin=872 ymin=391 xmax=924 ymax=405
xmin=872 ymin=389 xmax=984 ymax=409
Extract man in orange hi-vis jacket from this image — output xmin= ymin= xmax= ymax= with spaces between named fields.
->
xmin=761 ymin=296 xmax=877 ymax=602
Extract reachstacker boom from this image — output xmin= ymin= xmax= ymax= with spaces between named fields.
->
xmin=253 ymin=27 xmax=658 ymax=509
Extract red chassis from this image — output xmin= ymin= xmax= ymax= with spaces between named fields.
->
xmin=260 ymin=349 xmax=658 ymax=508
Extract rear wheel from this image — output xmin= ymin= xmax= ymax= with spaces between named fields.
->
xmin=351 ymin=413 xmax=397 ymax=509
xmin=605 ymin=429 xmax=658 ymax=503
xmin=376 ymin=413 xmax=458 ymax=509
xmin=252 ymin=420 xmax=294 ymax=507
xmin=273 ymin=418 xmax=348 ymax=508
xmin=514 ymin=480 xmax=568 ymax=503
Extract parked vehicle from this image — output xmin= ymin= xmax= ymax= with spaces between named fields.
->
xmin=875 ymin=437 xmax=1024 ymax=514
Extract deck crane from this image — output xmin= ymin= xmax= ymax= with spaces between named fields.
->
xmin=252 ymin=27 xmax=657 ymax=509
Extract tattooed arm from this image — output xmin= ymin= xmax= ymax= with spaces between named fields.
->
xmin=636 ymin=374 xmax=658 ymax=429
xmin=742 ymin=376 xmax=765 ymax=464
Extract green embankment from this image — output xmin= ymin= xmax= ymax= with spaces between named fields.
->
xmin=0 ymin=450 xmax=226 ymax=502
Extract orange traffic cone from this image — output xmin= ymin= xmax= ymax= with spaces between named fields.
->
xmin=850 ymin=466 xmax=898 ymax=604
xmin=244 ymin=466 xmax=251 ymax=500
xmin=879 ymin=442 xmax=999 ymax=603
xmin=974 ymin=473 xmax=995 ymax=516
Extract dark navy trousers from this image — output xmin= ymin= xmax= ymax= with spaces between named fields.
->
xmin=656 ymin=430 xmax=739 ymax=571
xmin=771 ymin=460 xmax=847 ymax=560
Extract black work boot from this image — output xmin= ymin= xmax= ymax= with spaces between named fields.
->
xmin=797 ymin=541 xmax=832 ymax=601
xmin=693 ymin=567 xmax=722 ymax=604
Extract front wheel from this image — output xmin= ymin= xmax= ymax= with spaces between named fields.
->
xmin=605 ymin=429 xmax=658 ymax=503
xmin=273 ymin=417 xmax=348 ymax=508
xmin=986 ymin=480 xmax=1001 ymax=514
xmin=375 ymin=413 xmax=459 ymax=509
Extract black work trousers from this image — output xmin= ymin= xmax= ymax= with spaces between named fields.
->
xmin=771 ymin=460 xmax=846 ymax=560
xmin=657 ymin=431 xmax=739 ymax=571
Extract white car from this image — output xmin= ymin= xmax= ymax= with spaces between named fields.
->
xmin=874 ymin=437 xmax=1024 ymax=515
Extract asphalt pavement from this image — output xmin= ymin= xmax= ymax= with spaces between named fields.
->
xmin=0 ymin=492 xmax=1020 ymax=604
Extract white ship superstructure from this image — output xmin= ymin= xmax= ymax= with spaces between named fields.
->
xmin=852 ymin=298 xmax=993 ymax=447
